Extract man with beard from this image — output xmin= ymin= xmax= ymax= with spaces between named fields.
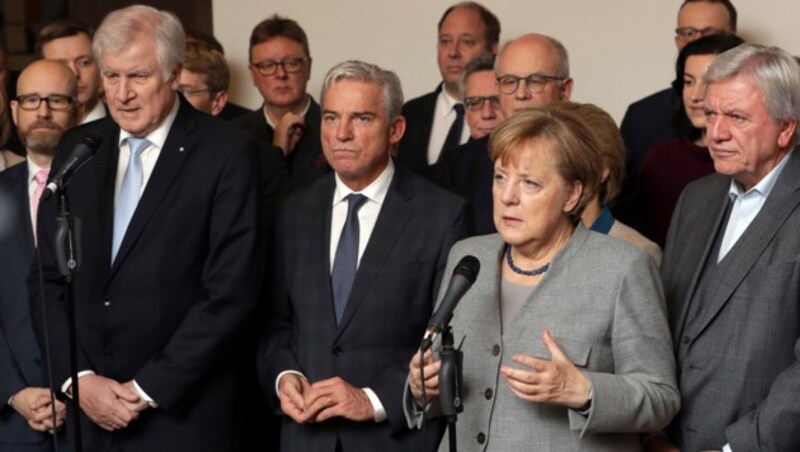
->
xmin=0 ymin=59 xmax=78 ymax=451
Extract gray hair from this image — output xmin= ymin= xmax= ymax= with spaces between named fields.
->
xmin=93 ymin=5 xmax=185 ymax=80
xmin=458 ymin=53 xmax=496 ymax=97
xmin=320 ymin=60 xmax=404 ymax=120
xmin=705 ymin=43 xmax=800 ymax=147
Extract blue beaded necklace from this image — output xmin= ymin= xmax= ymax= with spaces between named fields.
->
xmin=505 ymin=245 xmax=550 ymax=276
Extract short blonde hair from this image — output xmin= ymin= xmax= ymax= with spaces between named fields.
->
xmin=489 ymin=107 xmax=602 ymax=219
xmin=553 ymin=102 xmax=624 ymax=204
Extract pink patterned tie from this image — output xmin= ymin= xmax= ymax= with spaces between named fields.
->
xmin=31 ymin=169 xmax=49 ymax=242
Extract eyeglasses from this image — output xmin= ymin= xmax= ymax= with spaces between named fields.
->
xmin=464 ymin=95 xmax=500 ymax=111
xmin=675 ymin=26 xmax=723 ymax=40
xmin=250 ymin=57 xmax=308 ymax=76
xmin=179 ymin=87 xmax=213 ymax=97
xmin=496 ymin=74 xmax=565 ymax=95
xmin=15 ymin=94 xmax=74 ymax=111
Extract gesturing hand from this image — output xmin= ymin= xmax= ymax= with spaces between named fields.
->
xmin=77 ymin=374 xmax=141 ymax=431
xmin=500 ymin=329 xmax=592 ymax=409
xmin=273 ymin=112 xmax=305 ymax=156
xmin=303 ymin=377 xmax=374 ymax=423
xmin=408 ymin=348 xmax=441 ymax=402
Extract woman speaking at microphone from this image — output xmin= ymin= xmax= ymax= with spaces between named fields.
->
xmin=404 ymin=107 xmax=679 ymax=451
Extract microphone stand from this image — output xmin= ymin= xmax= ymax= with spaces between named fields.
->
xmin=54 ymin=191 xmax=83 ymax=452
xmin=438 ymin=325 xmax=463 ymax=452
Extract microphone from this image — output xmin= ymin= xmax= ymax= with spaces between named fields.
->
xmin=42 ymin=134 xmax=102 ymax=200
xmin=420 ymin=255 xmax=480 ymax=352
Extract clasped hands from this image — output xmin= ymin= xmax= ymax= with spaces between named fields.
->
xmin=75 ymin=375 xmax=151 ymax=431
xmin=278 ymin=375 xmax=374 ymax=424
xmin=10 ymin=387 xmax=66 ymax=433
xmin=408 ymin=330 xmax=592 ymax=410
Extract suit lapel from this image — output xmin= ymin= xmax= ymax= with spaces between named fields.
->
xmin=671 ymin=176 xmax=731 ymax=341
xmin=312 ymin=178 xmax=337 ymax=330
xmin=94 ymin=123 xmax=122 ymax=270
xmin=12 ymin=166 xmax=34 ymax=253
xmin=109 ymin=102 xmax=195 ymax=276
xmin=334 ymin=168 xmax=414 ymax=337
xmin=690 ymin=152 xmax=800 ymax=336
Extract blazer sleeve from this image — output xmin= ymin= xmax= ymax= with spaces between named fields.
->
xmin=570 ymin=250 xmax=681 ymax=435
xmin=725 ymin=338 xmax=800 ymax=450
xmin=133 ymin=137 xmax=262 ymax=410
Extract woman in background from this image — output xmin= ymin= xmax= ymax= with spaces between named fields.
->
xmin=638 ymin=34 xmax=744 ymax=247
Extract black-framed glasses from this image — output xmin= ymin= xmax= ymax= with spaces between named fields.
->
xmin=675 ymin=26 xmax=723 ymax=40
xmin=250 ymin=57 xmax=308 ymax=76
xmin=464 ymin=95 xmax=500 ymax=111
xmin=496 ymin=74 xmax=565 ymax=95
xmin=15 ymin=94 xmax=74 ymax=111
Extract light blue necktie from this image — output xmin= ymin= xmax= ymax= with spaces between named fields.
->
xmin=112 ymin=137 xmax=150 ymax=262
xmin=331 ymin=194 xmax=367 ymax=325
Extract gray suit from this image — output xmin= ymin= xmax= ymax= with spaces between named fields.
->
xmin=408 ymin=226 xmax=679 ymax=451
xmin=663 ymin=150 xmax=800 ymax=451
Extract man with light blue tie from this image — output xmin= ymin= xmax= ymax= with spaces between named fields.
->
xmin=29 ymin=5 xmax=262 ymax=451
xmin=655 ymin=44 xmax=800 ymax=451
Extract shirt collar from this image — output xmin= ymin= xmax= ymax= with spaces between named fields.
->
xmin=263 ymin=95 xmax=311 ymax=129
xmin=332 ymin=159 xmax=395 ymax=207
xmin=589 ymin=205 xmax=616 ymax=235
xmin=727 ymin=149 xmax=794 ymax=201
xmin=118 ymin=97 xmax=180 ymax=149
xmin=437 ymin=85 xmax=462 ymax=116
xmin=26 ymin=158 xmax=48 ymax=185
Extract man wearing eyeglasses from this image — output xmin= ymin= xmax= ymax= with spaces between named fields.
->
xmin=235 ymin=14 xmax=330 ymax=190
xmin=0 ymin=59 xmax=79 ymax=451
xmin=460 ymin=54 xmax=501 ymax=140
xmin=615 ymin=0 xmax=736 ymax=226
xmin=438 ymin=33 xmax=572 ymax=235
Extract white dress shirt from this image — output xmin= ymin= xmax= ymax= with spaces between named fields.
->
xmin=276 ymin=160 xmax=396 ymax=423
xmin=718 ymin=149 xmax=793 ymax=262
xmin=426 ymin=88 xmax=469 ymax=165
xmin=81 ymin=101 xmax=107 ymax=125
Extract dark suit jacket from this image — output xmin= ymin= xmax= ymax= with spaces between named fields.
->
xmin=29 ymin=99 xmax=262 ymax=452
xmin=397 ymin=85 xmax=440 ymax=178
xmin=233 ymin=97 xmax=330 ymax=191
xmin=0 ymin=163 xmax=54 ymax=451
xmin=436 ymin=136 xmax=495 ymax=236
xmin=259 ymin=163 xmax=467 ymax=452
xmin=614 ymin=87 xmax=680 ymax=227
xmin=662 ymin=150 xmax=800 ymax=451
xmin=218 ymin=101 xmax=252 ymax=121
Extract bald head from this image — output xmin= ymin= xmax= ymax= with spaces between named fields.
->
xmin=12 ymin=60 xmax=79 ymax=163
xmin=495 ymin=33 xmax=572 ymax=118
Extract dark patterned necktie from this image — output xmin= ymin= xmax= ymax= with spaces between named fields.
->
xmin=331 ymin=194 xmax=368 ymax=325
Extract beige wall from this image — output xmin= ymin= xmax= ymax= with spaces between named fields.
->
xmin=213 ymin=0 xmax=800 ymax=123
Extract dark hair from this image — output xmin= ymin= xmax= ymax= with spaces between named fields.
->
xmin=438 ymin=2 xmax=501 ymax=50
xmin=679 ymin=0 xmax=738 ymax=32
xmin=36 ymin=19 xmax=95 ymax=56
xmin=249 ymin=14 xmax=309 ymax=61
xmin=186 ymin=28 xmax=224 ymax=54
xmin=671 ymin=33 xmax=745 ymax=141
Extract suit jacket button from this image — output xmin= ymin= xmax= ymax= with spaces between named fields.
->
xmin=332 ymin=346 xmax=343 ymax=356
xmin=491 ymin=344 xmax=500 ymax=356
xmin=484 ymin=388 xmax=493 ymax=400
xmin=477 ymin=432 xmax=486 ymax=444
xmin=682 ymin=336 xmax=690 ymax=344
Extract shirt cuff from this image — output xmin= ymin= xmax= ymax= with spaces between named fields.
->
xmin=132 ymin=380 xmax=158 ymax=408
xmin=723 ymin=444 xmax=732 ymax=452
xmin=275 ymin=370 xmax=307 ymax=397
xmin=61 ymin=370 xmax=96 ymax=397
xmin=363 ymin=387 xmax=387 ymax=423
